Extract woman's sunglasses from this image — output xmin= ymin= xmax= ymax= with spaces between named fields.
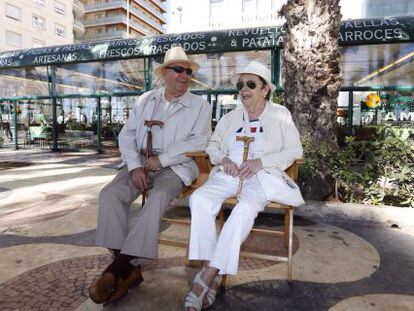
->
xmin=236 ymin=80 xmax=259 ymax=91
xmin=165 ymin=66 xmax=193 ymax=75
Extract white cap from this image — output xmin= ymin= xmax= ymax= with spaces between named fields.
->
xmin=231 ymin=61 xmax=276 ymax=92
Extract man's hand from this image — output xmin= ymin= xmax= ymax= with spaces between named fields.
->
xmin=144 ymin=156 xmax=162 ymax=172
xmin=238 ymin=158 xmax=263 ymax=180
xmin=130 ymin=167 xmax=148 ymax=190
xmin=221 ymin=157 xmax=239 ymax=177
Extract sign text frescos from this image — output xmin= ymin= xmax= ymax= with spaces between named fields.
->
xmin=0 ymin=16 xmax=413 ymax=68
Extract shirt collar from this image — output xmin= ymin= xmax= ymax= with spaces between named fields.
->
xmin=151 ymin=87 xmax=191 ymax=107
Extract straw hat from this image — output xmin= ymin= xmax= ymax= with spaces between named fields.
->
xmin=153 ymin=46 xmax=200 ymax=77
xmin=231 ymin=61 xmax=276 ymax=92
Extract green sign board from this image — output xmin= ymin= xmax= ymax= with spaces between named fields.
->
xmin=0 ymin=16 xmax=413 ymax=69
xmin=339 ymin=15 xmax=414 ymax=45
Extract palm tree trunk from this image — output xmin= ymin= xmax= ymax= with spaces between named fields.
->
xmin=280 ymin=0 xmax=343 ymax=198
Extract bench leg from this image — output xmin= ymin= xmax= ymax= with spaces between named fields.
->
xmin=216 ymin=210 xmax=227 ymax=288
xmin=287 ymin=208 xmax=293 ymax=281
xmin=284 ymin=208 xmax=290 ymax=248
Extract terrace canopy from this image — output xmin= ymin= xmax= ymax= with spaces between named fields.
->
xmin=0 ymin=15 xmax=413 ymax=151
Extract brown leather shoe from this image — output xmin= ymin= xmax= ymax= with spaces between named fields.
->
xmin=104 ymin=266 xmax=144 ymax=305
xmin=89 ymin=271 xmax=117 ymax=304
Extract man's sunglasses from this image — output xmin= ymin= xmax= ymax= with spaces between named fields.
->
xmin=236 ymin=80 xmax=259 ymax=91
xmin=165 ymin=66 xmax=193 ymax=75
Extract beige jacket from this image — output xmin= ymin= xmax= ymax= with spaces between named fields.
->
xmin=207 ymin=102 xmax=303 ymax=172
xmin=118 ymin=88 xmax=212 ymax=186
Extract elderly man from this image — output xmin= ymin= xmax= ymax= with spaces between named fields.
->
xmin=89 ymin=46 xmax=211 ymax=304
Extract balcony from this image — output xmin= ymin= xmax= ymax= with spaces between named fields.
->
xmin=83 ymin=15 xmax=127 ymax=27
xmin=73 ymin=19 xmax=85 ymax=36
xmin=73 ymin=0 xmax=85 ymax=17
xmin=84 ymin=1 xmax=126 ymax=12
xmin=80 ymin=30 xmax=129 ymax=42
xmin=129 ymin=5 xmax=165 ymax=33
xmin=150 ymin=0 xmax=167 ymax=13
xmin=84 ymin=1 xmax=165 ymax=33
xmin=83 ymin=14 xmax=159 ymax=37
xmin=129 ymin=19 xmax=152 ymax=36
xmin=134 ymin=1 xmax=167 ymax=23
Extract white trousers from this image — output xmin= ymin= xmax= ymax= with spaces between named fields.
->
xmin=188 ymin=171 xmax=268 ymax=275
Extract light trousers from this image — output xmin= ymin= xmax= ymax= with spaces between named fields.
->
xmin=188 ymin=171 xmax=268 ymax=275
xmin=95 ymin=166 xmax=184 ymax=261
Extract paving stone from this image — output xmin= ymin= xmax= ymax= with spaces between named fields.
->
xmin=1 ymin=150 xmax=414 ymax=310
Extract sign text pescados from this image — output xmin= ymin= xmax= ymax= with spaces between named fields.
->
xmin=0 ymin=16 xmax=413 ymax=68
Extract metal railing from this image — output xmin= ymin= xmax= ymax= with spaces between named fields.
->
xmin=150 ymin=0 xmax=167 ymax=12
xmin=134 ymin=0 xmax=166 ymax=23
xmin=84 ymin=1 xmax=165 ymax=34
xmin=129 ymin=19 xmax=152 ymax=36
xmin=73 ymin=19 xmax=85 ymax=34
xmin=129 ymin=5 xmax=165 ymax=33
xmin=73 ymin=0 xmax=85 ymax=17
xmin=83 ymin=15 xmax=127 ymax=26
xmin=84 ymin=1 xmax=126 ymax=11
xmin=81 ymin=30 xmax=129 ymax=41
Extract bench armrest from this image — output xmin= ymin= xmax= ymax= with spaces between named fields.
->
xmin=285 ymin=160 xmax=303 ymax=181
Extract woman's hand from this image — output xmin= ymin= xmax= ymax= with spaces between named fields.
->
xmin=221 ymin=157 xmax=239 ymax=177
xmin=238 ymin=158 xmax=263 ymax=180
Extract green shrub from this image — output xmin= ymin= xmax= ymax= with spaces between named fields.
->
xmin=300 ymin=128 xmax=414 ymax=207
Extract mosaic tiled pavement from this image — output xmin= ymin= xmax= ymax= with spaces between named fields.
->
xmin=0 ymin=149 xmax=414 ymax=310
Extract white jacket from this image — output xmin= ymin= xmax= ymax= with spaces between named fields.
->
xmin=207 ymin=102 xmax=304 ymax=206
xmin=118 ymin=88 xmax=212 ymax=186
xmin=207 ymin=102 xmax=303 ymax=171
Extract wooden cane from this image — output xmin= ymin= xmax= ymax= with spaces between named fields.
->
xmin=236 ymin=136 xmax=255 ymax=196
xmin=142 ymin=120 xmax=164 ymax=204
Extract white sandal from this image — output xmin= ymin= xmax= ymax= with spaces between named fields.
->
xmin=184 ymin=271 xmax=210 ymax=311
xmin=202 ymin=274 xmax=223 ymax=309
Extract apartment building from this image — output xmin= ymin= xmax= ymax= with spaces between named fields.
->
xmin=168 ymin=0 xmax=414 ymax=33
xmin=363 ymin=0 xmax=414 ymax=17
xmin=0 ymin=0 xmax=77 ymax=52
xmin=80 ymin=0 xmax=168 ymax=42
xmin=168 ymin=0 xmax=286 ymax=33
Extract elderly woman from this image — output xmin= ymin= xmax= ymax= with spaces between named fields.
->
xmin=184 ymin=61 xmax=304 ymax=310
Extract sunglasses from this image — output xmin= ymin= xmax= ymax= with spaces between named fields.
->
xmin=236 ymin=80 xmax=259 ymax=91
xmin=165 ymin=66 xmax=193 ymax=75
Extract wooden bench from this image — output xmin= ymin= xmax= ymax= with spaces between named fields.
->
xmin=158 ymin=152 xmax=302 ymax=281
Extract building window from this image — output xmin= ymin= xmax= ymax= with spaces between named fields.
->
xmin=32 ymin=14 xmax=46 ymax=30
xmin=257 ymin=0 xmax=272 ymax=21
xmin=6 ymin=30 xmax=22 ymax=47
xmin=364 ymin=0 xmax=414 ymax=17
xmin=257 ymin=0 xmax=272 ymax=12
xmin=54 ymin=0 xmax=66 ymax=15
xmin=243 ymin=0 xmax=256 ymax=22
xmin=32 ymin=38 xmax=46 ymax=48
xmin=272 ymin=0 xmax=284 ymax=10
xmin=107 ymin=25 xmax=117 ymax=32
xmin=5 ymin=3 xmax=22 ymax=21
xmin=242 ymin=0 xmax=273 ymax=22
xmin=243 ymin=0 xmax=256 ymax=12
xmin=54 ymin=23 xmax=66 ymax=37
xmin=209 ymin=0 xmax=223 ymax=27
xmin=33 ymin=0 xmax=45 ymax=7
